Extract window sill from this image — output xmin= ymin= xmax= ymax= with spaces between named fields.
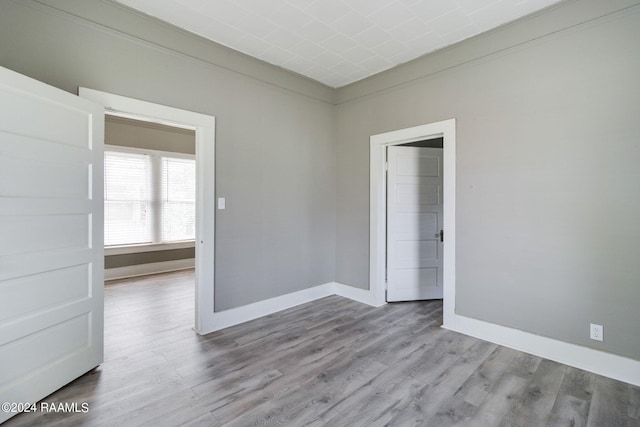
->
xmin=104 ymin=241 xmax=195 ymax=256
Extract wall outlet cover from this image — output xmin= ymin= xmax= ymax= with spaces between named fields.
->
xmin=590 ymin=323 xmax=603 ymax=342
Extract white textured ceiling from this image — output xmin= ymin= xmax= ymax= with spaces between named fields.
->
xmin=114 ymin=0 xmax=564 ymax=88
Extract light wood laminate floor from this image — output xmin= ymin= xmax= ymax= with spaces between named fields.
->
xmin=4 ymin=270 xmax=639 ymax=426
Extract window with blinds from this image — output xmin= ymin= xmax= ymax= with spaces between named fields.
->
xmin=104 ymin=147 xmax=195 ymax=247
xmin=161 ymin=157 xmax=196 ymax=242
xmin=104 ymin=151 xmax=152 ymax=246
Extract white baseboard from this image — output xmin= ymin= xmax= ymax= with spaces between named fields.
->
xmin=198 ymin=282 xmax=386 ymax=335
xmin=444 ymin=313 xmax=640 ymax=387
xmin=196 ymin=279 xmax=639 ymax=387
xmin=198 ymin=283 xmax=335 ymax=334
xmin=332 ymin=282 xmax=385 ymax=307
xmin=104 ymin=258 xmax=195 ymax=281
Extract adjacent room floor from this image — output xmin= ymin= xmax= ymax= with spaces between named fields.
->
xmin=4 ymin=270 xmax=639 ymax=426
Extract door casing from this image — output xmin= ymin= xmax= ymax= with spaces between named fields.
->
xmin=79 ymin=88 xmax=215 ymax=335
xmin=369 ymin=119 xmax=456 ymax=327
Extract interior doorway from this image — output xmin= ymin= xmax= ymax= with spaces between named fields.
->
xmin=79 ymin=88 xmax=216 ymax=334
xmin=369 ymin=119 xmax=456 ymax=327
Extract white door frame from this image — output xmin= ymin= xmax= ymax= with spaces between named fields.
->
xmin=369 ymin=119 xmax=456 ymax=328
xmin=79 ymin=88 xmax=215 ymax=335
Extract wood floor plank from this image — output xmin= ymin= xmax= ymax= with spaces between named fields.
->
xmin=460 ymin=374 xmax=530 ymax=427
xmin=190 ymin=367 xmax=284 ymax=413
xmin=436 ymin=344 xmax=519 ymax=409
xmin=499 ymin=359 xmax=566 ymax=427
xmin=3 ymin=270 xmax=639 ymax=427
xmin=324 ymin=339 xmax=497 ymax=427
xmin=382 ymin=340 xmax=497 ymax=426
xmin=546 ymin=367 xmax=597 ymax=427
xmin=586 ymin=376 xmax=631 ymax=427
xmin=222 ymin=357 xmax=388 ymax=426
xmin=629 ymin=384 xmax=640 ymax=421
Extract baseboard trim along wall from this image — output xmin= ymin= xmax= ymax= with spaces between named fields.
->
xmin=199 ymin=281 xmax=640 ymax=387
xmin=332 ymin=282 xmax=386 ymax=307
xmin=104 ymin=258 xmax=195 ymax=281
xmin=198 ymin=283 xmax=336 ymax=334
xmin=445 ymin=313 xmax=640 ymax=387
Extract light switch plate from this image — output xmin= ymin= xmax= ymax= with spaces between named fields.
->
xmin=217 ymin=197 xmax=225 ymax=209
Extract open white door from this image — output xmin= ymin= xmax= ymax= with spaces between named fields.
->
xmin=0 ymin=67 xmax=104 ymax=423
xmin=387 ymin=146 xmax=443 ymax=302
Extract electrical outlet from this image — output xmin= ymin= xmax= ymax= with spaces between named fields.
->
xmin=590 ymin=323 xmax=603 ymax=342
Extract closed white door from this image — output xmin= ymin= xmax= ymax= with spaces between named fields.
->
xmin=0 ymin=66 xmax=104 ymax=423
xmin=387 ymin=146 xmax=443 ymax=302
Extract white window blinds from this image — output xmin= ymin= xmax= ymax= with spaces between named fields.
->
xmin=104 ymin=151 xmax=152 ymax=246
xmin=104 ymin=148 xmax=195 ymax=247
xmin=161 ymin=157 xmax=196 ymax=242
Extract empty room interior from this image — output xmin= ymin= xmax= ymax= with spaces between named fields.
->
xmin=0 ymin=0 xmax=639 ymax=425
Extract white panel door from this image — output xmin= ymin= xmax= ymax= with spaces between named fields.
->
xmin=387 ymin=146 xmax=443 ymax=302
xmin=0 ymin=66 xmax=104 ymax=423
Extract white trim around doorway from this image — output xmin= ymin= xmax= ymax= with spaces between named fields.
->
xmin=369 ymin=119 xmax=457 ymax=325
xmin=79 ymin=88 xmax=216 ymax=335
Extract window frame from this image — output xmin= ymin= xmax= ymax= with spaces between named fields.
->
xmin=104 ymin=144 xmax=196 ymax=253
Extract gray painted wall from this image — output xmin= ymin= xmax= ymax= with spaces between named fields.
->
xmin=0 ymin=0 xmax=336 ymax=311
xmin=334 ymin=0 xmax=640 ymax=360
xmin=105 ymin=248 xmax=195 ymax=269
xmin=106 ymin=115 xmax=195 ymax=155
xmin=1 ymin=0 xmax=638 ymax=362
